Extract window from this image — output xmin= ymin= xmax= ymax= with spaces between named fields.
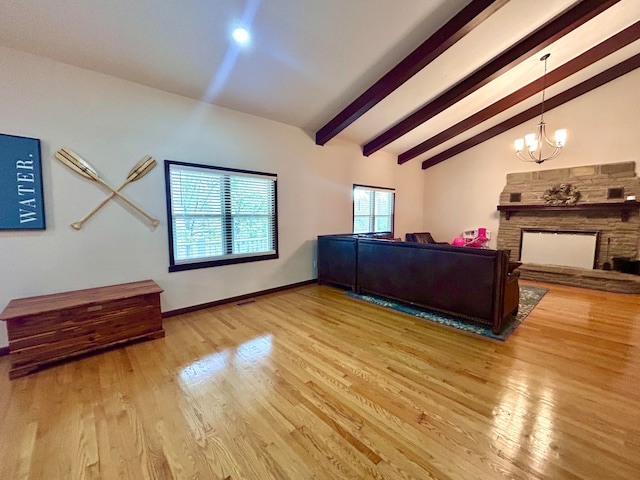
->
xmin=353 ymin=184 xmax=395 ymax=234
xmin=165 ymin=160 xmax=278 ymax=272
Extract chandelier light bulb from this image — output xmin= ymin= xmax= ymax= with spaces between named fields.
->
xmin=525 ymin=133 xmax=536 ymax=147
xmin=514 ymin=138 xmax=524 ymax=152
xmin=555 ymin=129 xmax=567 ymax=147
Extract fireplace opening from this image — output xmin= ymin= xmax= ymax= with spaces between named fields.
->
xmin=519 ymin=229 xmax=600 ymax=269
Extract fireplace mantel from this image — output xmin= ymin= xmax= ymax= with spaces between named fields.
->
xmin=497 ymin=201 xmax=640 ymax=222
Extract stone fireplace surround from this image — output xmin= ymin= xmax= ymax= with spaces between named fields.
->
xmin=496 ymin=162 xmax=640 ymax=293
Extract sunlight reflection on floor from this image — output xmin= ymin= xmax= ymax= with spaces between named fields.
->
xmin=179 ymin=334 xmax=273 ymax=388
xmin=236 ymin=335 xmax=273 ymax=364
xmin=491 ymin=379 xmax=556 ymax=476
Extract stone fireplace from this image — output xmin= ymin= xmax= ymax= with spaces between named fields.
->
xmin=496 ymin=162 xmax=640 ymax=292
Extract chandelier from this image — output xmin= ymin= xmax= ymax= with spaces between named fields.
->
xmin=514 ymin=53 xmax=566 ymax=164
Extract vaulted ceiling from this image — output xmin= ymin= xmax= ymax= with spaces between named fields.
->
xmin=1 ymin=0 xmax=639 ymax=170
xmin=316 ymin=0 xmax=640 ymax=169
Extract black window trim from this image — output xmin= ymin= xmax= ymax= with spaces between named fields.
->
xmin=164 ymin=159 xmax=279 ymax=272
xmin=352 ymin=183 xmax=396 ymax=236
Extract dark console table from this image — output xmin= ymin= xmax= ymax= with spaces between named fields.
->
xmin=317 ymin=234 xmax=359 ymax=289
xmin=317 ymin=232 xmax=394 ymax=290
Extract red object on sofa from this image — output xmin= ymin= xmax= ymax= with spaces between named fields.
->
xmin=465 ymin=227 xmax=489 ymax=248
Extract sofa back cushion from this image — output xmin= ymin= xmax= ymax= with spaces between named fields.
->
xmin=406 ymin=232 xmax=436 ymax=244
xmin=357 ymin=239 xmax=500 ymax=321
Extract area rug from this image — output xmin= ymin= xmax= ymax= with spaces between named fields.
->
xmin=346 ymin=285 xmax=547 ymax=341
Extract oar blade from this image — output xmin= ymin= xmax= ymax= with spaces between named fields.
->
xmin=55 ymin=148 xmax=99 ymax=181
xmin=127 ymin=155 xmax=157 ymax=181
xmin=126 ymin=156 xmax=151 ymax=177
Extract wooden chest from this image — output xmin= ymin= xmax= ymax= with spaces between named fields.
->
xmin=0 ymin=280 xmax=164 ymax=379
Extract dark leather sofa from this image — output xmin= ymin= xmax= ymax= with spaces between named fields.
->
xmin=316 ymin=232 xmax=392 ymax=290
xmin=318 ymin=234 xmax=519 ymax=333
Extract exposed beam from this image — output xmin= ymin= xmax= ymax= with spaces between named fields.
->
xmin=314 ymin=0 xmax=508 ymax=146
xmin=363 ymin=0 xmax=621 ymax=157
xmin=420 ymin=53 xmax=640 ymax=170
xmin=399 ymin=20 xmax=640 ymax=164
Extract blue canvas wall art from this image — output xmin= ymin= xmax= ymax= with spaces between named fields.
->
xmin=0 ymin=133 xmax=46 ymax=230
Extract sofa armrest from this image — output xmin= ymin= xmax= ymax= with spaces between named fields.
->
xmin=508 ymin=261 xmax=522 ymax=274
xmin=503 ymin=271 xmax=520 ymax=318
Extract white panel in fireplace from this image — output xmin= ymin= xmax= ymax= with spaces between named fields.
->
xmin=520 ymin=231 xmax=598 ymax=269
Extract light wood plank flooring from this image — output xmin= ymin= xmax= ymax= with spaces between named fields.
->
xmin=1 ymin=281 xmax=639 ymax=480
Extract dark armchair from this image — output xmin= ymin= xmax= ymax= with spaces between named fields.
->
xmin=405 ymin=232 xmax=449 ymax=245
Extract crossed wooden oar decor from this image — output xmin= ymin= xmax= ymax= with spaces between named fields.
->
xmin=54 ymin=148 xmax=159 ymax=229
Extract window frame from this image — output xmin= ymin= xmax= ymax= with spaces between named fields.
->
xmin=352 ymin=183 xmax=395 ymax=235
xmin=164 ymin=160 xmax=279 ymax=272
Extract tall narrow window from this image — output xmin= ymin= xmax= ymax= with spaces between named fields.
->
xmin=353 ymin=184 xmax=395 ymax=234
xmin=165 ymin=161 xmax=278 ymax=271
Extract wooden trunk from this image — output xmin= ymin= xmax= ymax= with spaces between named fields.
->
xmin=0 ymin=280 xmax=164 ymax=379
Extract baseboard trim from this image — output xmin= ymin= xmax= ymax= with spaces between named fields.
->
xmin=162 ymin=279 xmax=317 ymax=318
xmin=0 ymin=346 xmax=9 ymax=357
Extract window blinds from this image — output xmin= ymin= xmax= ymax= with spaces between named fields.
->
xmin=353 ymin=185 xmax=395 ymax=234
xmin=166 ymin=161 xmax=277 ymax=270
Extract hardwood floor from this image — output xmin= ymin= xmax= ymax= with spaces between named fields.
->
xmin=1 ymin=281 xmax=639 ymax=479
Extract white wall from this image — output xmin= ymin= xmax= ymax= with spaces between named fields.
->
xmin=0 ymin=46 xmax=425 ymax=347
xmin=422 ymin=68 xmax=640 ymax=247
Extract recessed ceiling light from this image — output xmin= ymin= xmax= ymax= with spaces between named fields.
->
xmin=233 ymin=28 xmax=250 ymax=44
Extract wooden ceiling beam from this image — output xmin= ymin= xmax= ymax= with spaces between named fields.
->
xmin=420 ymin=53 xmax=640 ymax=170
xmin=314 ymin=0 xmax=508 ymax=146
xmin=399 ymin=20 xmax=640 ymax=164
xmin=363 ymin=0 xmax=621 ymax=157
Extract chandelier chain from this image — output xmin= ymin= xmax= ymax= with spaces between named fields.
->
xmin=540 ymin=54 xmax=549 ymax=122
